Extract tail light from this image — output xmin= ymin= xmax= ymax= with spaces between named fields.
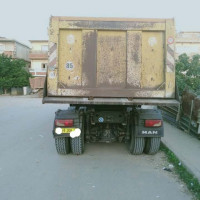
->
xmin=55 ymin=119 xmax=73 ymax=127
xmin=145 ymin=120 xmax=162 ymax=127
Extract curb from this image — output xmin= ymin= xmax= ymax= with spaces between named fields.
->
xmin=161 ymin=140 xmax=200 ymax=183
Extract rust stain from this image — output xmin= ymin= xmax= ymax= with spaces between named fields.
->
xmin=58 ymin=88 xmax=89 ymax=96
xmin=68 ymin=21 xmax=159 ymax=30
xmin=82 ymin=30 xmax=97 ymax=87
xmin=57 ymin=88 xmax=165 ymax=98
xmin=127 ymin=31 xmax=142 ymax=88
xmin=97 ymin=31 xmax=126 ymax=88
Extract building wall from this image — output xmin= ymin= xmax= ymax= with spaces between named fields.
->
xmin=29 ymin=41 xmax=48 ymax=77
xmin=176 ymin=43 xmax=200 ymax=58
xmin=31 ymin=60 xmax=47 ymax=70
xmin=0 ymin=40 xmax=30 ymax=62
xmin=0 ymin=41 xmax=15 ymax=56
xmin=176 ymin=32 xmax=200 ymax=58
xmin=15 ymin=42 xmax=30 ymax=61
xmin=31 ymin=42 xmax=48 ymax=51
xmin=30 ymin=60 xmax=47 ymax=76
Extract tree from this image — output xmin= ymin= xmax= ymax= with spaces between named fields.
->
xmin=176 ymin=54 xmax=200 ymax=95
xmin=0 ymin=54 xmax=32 ymax=93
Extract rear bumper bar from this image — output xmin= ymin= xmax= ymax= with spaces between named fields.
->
xmin=43 ymin=97 xmax=179 ymax=106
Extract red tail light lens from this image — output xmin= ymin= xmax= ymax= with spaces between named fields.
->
xmin=55 ymin=119 xmax=73 ymax=127
xmin=145 ymin=120 xmax=162 ymax=127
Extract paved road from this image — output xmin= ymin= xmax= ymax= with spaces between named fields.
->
xmin=0 ymin=96 xmax=192 ymax=200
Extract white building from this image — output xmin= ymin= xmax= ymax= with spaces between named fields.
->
xmin=29 ymin=40 xmax=48 ymax=77
xmin=0 ymin=37 xmax=30 ymax=62
xmin=176 ymin=32 xmax=200 ymax=59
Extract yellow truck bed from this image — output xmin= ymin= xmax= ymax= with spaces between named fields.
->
xmin=44 ymin=16 xmax=178 ymax=105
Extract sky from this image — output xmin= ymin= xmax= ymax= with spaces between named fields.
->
xmin=0 ymin=0 xmax=199 ymax=46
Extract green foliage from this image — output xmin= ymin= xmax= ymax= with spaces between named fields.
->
xmin=176 ymin=54 xmax=200 ymax=95
xmin=0 ymin=54 xmax=32 ymax=90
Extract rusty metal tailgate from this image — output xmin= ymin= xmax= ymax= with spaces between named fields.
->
xmin=47 ymin=17 xmax=175 ymax=100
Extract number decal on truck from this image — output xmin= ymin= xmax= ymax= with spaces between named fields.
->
xmin=66 ymin=62 xmax=74 ymax=70
xmin=49 ymin=71 xmax=56 ymax=79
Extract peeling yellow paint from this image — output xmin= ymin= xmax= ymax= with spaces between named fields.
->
xmin=127 ymin=31 xmax=142 ymax=88
xmin=141 ymin=32 xmax=164 ymax=89
xmin=97 ymin=31 xmax=126 ymax=87
xmin=58 ymin=30 xmax=82 ymax=87
xmin=47 ymin=69 xmax=58 ymax=95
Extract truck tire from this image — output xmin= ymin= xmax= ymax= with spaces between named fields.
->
xmin=129 ymin=119 xmax=145 ymax=155
xmin=70 ymin=115 xmax=85 ymax=155
xmin=55 ymin=137 xmax=70 ymax=155
xmin=70 ymin=135 xmax=84 ymax=155
xmin=130 ymin=136 xmax=145 ymax=155
xmin=144 ymin=137 xmax=161 ymax=155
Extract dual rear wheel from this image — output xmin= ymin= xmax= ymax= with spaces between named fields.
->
xmin=55 ymin=135 xmax=84 ymax=155
xmin=129 ymin=123 xmax=161 ymax=155
xmin=55 ymin=116 xmax=85 ymax=155
xmin=130 ymin=137 xmax=161 ymax=155
xmin=56 ymin=135 xmax=160 ymax=155
xmin=129 ymin=136 xmax=161 ymax=155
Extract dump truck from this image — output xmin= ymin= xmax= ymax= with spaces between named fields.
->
xmin=43 ymin=16 xmax=179 ymax=155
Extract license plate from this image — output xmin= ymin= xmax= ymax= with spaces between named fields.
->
xmin=62 ymin=128 xmax=75 ymax=133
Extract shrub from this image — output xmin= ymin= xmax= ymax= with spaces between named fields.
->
xmin=176 ymin=54 xmax=200 ymax=95
xmin=0 ymin=54 xmax=32 ymax=92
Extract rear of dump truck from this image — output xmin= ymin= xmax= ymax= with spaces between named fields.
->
xmin=43 ymin=17 xmax=179 ymax=155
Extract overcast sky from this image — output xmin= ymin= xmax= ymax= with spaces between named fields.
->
xmin=0 ymin=0 xmax=199 ymax=46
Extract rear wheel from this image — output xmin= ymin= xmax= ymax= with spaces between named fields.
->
xmin=130 ymin=136 xmax=145 ymax=155
xmin=55 ymin=137 xmax=70 ymax=155
xmin=144 ymin=137 xmax=161 ymax=155
xmin=70 ymin=135 xmax=84 ymax=155
xmin=70 ymin=115 xmax=85 ymax=155
xmin=129 ymin=123 xmax=145 ymax=155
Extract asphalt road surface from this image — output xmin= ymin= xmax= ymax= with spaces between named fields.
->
xmin=0 ymin=96 xmax=192 ymax=200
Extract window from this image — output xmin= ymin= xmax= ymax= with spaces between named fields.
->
xmin=42 ymin=63 xmax=47 ymax=69
xmin=41 ymin=45 xmax=48 ymax=52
